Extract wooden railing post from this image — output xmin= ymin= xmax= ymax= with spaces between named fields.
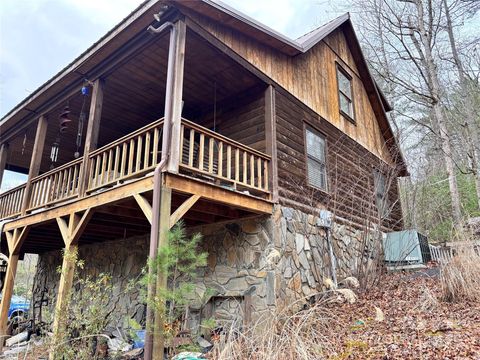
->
xmin=166 ymin=20 xmax=186 ymax=173
xmin=79 ymin=79 xmax=104 ymax=196
xmin=21 ymin=116 xmax=48 ymax=214
xmin=0 ymin=143 xmax=9 ymax=189
xmin=265 ymin=85 xmax=278 ymax=202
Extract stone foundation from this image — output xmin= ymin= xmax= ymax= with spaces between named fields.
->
xmin=32 ymin=205 xmax=377 ymax=331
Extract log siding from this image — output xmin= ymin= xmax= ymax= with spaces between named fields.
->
xmin=275 ymin=89 xmax=403 ymax=232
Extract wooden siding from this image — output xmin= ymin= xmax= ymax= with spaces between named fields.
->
xmin=196 ymin=89 xmax=266 ymax=153
xmin=275 ymin=90 xmax=402 ymax=232
xmin=187 ymin=14 xmax=393 ymax=165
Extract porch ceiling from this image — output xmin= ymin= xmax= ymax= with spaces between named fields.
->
xmin=5 ymin=28 xmax=262 ymax=175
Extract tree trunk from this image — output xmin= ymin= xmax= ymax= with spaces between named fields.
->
xmin=415 ymin=0 xmax=463 ymax=226
xmin=443 ymin=0 xmax=480 ymax=210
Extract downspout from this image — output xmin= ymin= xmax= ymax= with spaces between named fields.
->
xmin=144 ymin=20 xmax=177 ymax=360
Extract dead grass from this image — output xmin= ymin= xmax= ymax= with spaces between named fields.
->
xmin=440 ymin=248 xmax=480 ymax=303
xmin=211 ymin=296 xmax=342 ymax=360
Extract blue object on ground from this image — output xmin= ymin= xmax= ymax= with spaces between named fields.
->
xmin=133 ymin=329 xmax=145 ymax=349
xmin=0 ymin=294 xmax=30 ymax=319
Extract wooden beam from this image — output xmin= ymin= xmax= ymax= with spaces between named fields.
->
xmin=50 ymin=243 xmax=78 ymax=360
xmin=11 ymin=226 xmax=30 ymax=255
xmin=56 ymin=217 xmax=69 ymax=245
xmin=4 ymin=176 xmax=154 ymax=232
xmin=79 ymin=78 xmax=105 ymax=196
xmin=167 ymin=20 xmax=187 ymax=174
xmin=0 ymin=253 xmax=19 ymax=347
xmin=0 ymin=224 xmax=29 ymax=349
xmin=70 ymin=209 xmax=93 ymax=245
xmin=0 ymin=143 xmax=8 ymax=188
xmin=153 ymin=185 xmax=172 ymax=358
xmin=165 ymin=173 xmax=273 ymax=214
xmin=170 ymin=194 xmax=200 ymax=228
xmin=265 ymin=85 xmax=279 ymax=202
xmin=21 ymin=116 xmax=48 ymax=214
xmin=56 ymin=209 xmax=93 ymax=247
xmin=133 ymin=193 xmax=153 ymax=224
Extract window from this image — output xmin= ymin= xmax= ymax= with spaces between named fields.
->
xmin=336 ymin=65 xmax=354 ymax=121
xmin=374 ymin=170 xmax=389 ymax=217
xmin=305 ymin=127 xmax=327 ymax=191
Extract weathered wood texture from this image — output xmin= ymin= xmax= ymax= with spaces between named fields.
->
xmin=275 ymin=90 xmax=402 ymax=231
xmin=187 ymin=14 xmax=393 ymax=164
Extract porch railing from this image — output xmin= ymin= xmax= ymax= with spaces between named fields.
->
xmin=28 ymin=158 xmax=83 ymax=211
xmin=87 ymin=118 xmax=164 ymax=192
xmin=0 ymin=184 xmax=26 ymax=218
xmin=0 ymin=117 xmax=271 ymax=219
xmin=179 ymin=119 xmax=270 ymax=194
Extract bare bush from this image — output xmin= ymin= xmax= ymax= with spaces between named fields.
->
xmin=211 ymin=295 xmax=347 ymax=360
xmin=440 ymin=248 xmax=480 ymax=303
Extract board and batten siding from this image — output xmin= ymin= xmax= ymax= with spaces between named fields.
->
xmin=275 ymin=90 xmax=403 ymax=232
xmin=187 ymin=14 xmax=393 ymax=165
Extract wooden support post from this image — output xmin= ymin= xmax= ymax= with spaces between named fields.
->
xmin=152 ymin=185 xmax=172 ymax=359
xmin=265 ymin=85 xmax=278 ymax=202
xmin=0 ymin=143 xmax=8 ymax=189
xmin=21 ymin=116 xmax=48 ymax=214
xmin=167 ymin=20 xmax=187 ymax=173
xmin=0 ymin=226 xmax=30 ymax=348
xmin=50 ymin=210 xmax=92 ymax=360
xmin=79 ymin=79 xmax=105 ymax=196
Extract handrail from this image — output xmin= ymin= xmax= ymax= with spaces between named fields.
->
xmin=28 ymin=158 xmax=83 ymax=210
xmin=180 ymin=120 xmax=270 ymax=193
xmin=0 ymin=183 xmax=26 ymax=197
xmin=89 ymin=118 xmax=165 ymax=158
xmin=87 ymin=119 xmax=165 ymax=192
xmin=181 ymin=119 xmax=271 ymax=160
xmin=30 ymin=158 xmax=83 ymax=183
xmin=0 ymin=183 xmax=26 ymax=218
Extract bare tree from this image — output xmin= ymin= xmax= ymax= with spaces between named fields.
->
xmin=442 ymin=0 xmax=480 ymax=209
xmin=349 ymin=0 xmax=466 ymax=227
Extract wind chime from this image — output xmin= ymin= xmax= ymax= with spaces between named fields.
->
xmin=49 ymin=83 xmax=90 ymax=169
xmin=75 ymin=85 xmax=89 ymax=158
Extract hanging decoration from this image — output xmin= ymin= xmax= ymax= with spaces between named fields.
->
xmin=50 ymin=136 xmax=60 ymax=169
xmin=59 ymin=105 xmax=72 ymax=133
xmin=74 ymin=85 xmax=89 ymax=158
xmin=21 ymin=132 xmax=27 ymax=155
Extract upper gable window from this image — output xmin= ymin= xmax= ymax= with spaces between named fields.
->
xmin=336 ymin=64 xmax=355 ymax=122
xmin=305 ymin=127 xmax=327 ymax=191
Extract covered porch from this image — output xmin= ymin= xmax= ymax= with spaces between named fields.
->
xmin=0 ymin=12 xmax=276 ymax=357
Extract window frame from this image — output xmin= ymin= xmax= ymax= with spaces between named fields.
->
xmin=336 ymin=63 xmax=356 ymax=124
xmin=303 ymin=123 xmax=329 ymax=193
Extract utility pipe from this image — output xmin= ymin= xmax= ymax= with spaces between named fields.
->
xmin=144 ymin=19 xmax=177 ymax=360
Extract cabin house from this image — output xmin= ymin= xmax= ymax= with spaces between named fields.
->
xmin=0 ymin=0 xmax=407 ymax=354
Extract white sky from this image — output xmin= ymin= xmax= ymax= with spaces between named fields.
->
xmin=0 ymin=0 xmax=345 ymax=191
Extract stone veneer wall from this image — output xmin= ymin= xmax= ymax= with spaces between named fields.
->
xmin=32 ymin=205 xmax=375 ymax=330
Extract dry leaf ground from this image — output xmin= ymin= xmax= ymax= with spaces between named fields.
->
xmin=319 ymin=269 xmax=480 ymax=359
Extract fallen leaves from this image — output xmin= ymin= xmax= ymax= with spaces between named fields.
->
xmin=317 ymin=271 xmax=480 ymax=359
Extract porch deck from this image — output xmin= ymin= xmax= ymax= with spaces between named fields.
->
xmin=0 ymin=118 xmax=273 ymax=231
